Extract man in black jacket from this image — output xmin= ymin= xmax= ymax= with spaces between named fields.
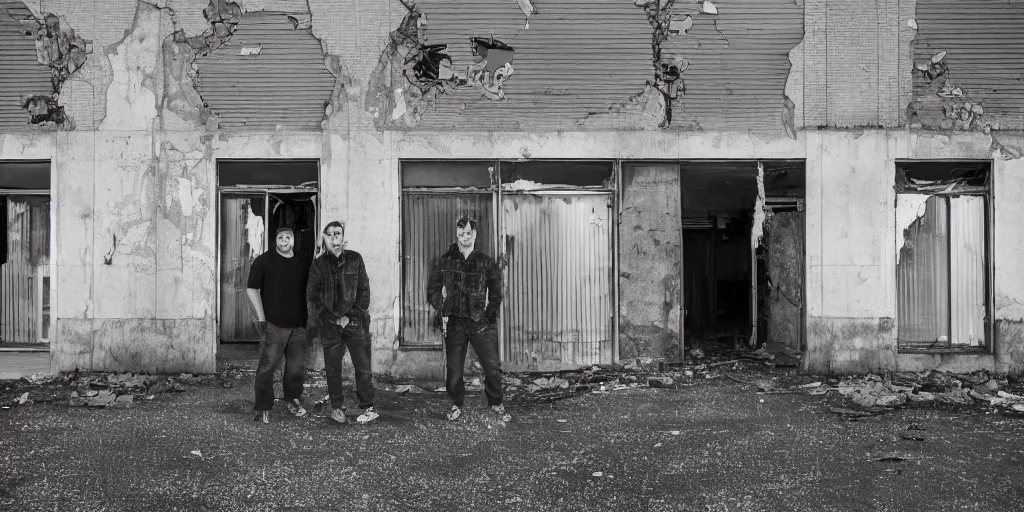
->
xmin=306 ymin=221 xmax=377 ymax=424
xmin=427 ymin=216 xmax=510 ymax=422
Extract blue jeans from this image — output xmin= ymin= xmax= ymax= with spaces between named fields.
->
xmin=253 ymin=323 xmax=307 ymax=411
xmin=321 ymin=320 xmax=375 ymax=409
xmin=444 ymin=317 xmax=503 ymax=407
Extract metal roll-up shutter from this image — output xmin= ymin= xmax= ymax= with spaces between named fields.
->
xmin=0 ymin=1 xmax=51 ymax=131
xmin=195 ymin=10 xmax=336 ymax=131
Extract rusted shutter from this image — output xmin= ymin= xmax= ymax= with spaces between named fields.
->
xmin=913 ymin=0 xmax=1024 ymax=130
xmin=414 ymin=0 xmax=652 ymax=131
xmin=949 ymin=196 xmax=986 ymax=347
xmin=401 ymin=192 xmax=495 ymax=346
xmin=662 ymin=0 xmax=804 ymax=132
xmin=501 ymin=192 xmax=613 ymax=371
xmin=897 ymin=195 xmax=949 ymax=349
xmin=0 ymin=1 xmax=51 ymax=131
xmin=218 ymin=194 xmax=265 ymax=342
xmin=195 ymin=11 xmax=335 ymax=131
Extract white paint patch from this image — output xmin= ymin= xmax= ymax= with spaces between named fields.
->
xmin=239 ymin=46 xmax=263 ymax=56
xmin=751 ymin=162 xmax=766 ymax=250
xmin=99 ymin=3 xmax=161 ymax=131
xmin=177 ymin=177 xmax=195 ymax=216
xmin=392 ymin=296 xmax=401 ymax=339
xmin=907 ymin=19 xmax=918 ymax=30
xmin=701 ymin=0 xmax=719 ymax=15
xmin=391 ymin=89 xmax=408 ymax=121
xmin=245 ymin=204 xmax=265 ymax=260
xmin=895 ymin=194 xmax=931 ymax=265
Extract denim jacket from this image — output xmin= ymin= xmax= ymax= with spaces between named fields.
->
xmin=306 ymin=249 xmax=370 ymax=338
xmin=426 ymin=244 xmax=502 ymax=324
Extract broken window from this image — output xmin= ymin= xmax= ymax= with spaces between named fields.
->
xmin=896 ymin=161 xmax=990 ymax=351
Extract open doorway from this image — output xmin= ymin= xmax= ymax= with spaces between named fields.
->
xmin=0 ymin=161 xmax=52 ymax=350
xmin=217 ymin=160 xmax=318 ymax=343
xmin=680 ymin=160 xmax=805 ymax=354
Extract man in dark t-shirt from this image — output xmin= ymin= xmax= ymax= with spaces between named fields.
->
xmin=247 ymin=226 xmax=311 ymax=424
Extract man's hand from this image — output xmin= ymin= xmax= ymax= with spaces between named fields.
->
xmin=442 ymin=316 xmax=448 ymax=337
xmin=337 ymin=316 xmax=350 ymax=328
xmin=256 ymin=320 xmax=267 ymax=338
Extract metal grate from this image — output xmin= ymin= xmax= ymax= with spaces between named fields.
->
xmin=0 ymin=1 xmax=51 ymax=131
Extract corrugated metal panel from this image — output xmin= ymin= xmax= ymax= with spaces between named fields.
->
xmin=501 ymin=192 xmax=613 ymax=371
xmin=949 ymin=196 xmax=986 ymax=347
xmin=1 ymin=196 xmax=50 ymax=344
xmin=219 ymin=194 xmax=265 ymax=341
xmin=413 ymin=0 xmax=652 ymax=131
xmin=897 ymin=195 xmax=949 ymax=349
xmin=664 ymin=1 xmax=804 ymax=132
xmin=913 ymin=1 xmax=1024 ymax=130
xmin=401 ymin=192 xmax=495 ymax=346
xmin=0 ymin=1 xmax=51 ymax=131
xmin=196 ymin=11 xmax=336 ymax=131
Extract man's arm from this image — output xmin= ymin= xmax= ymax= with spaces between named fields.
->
xmin=305 ymin=258 xmax=335 ymax=324
xmin=484 ymin=256 xmax=503 ymax=324
xmin=245 ymin=256 xmax=266 ymax=324
xmin=353 ymin=254 xmax=371 ymax=313
xmin=426 ymin=256 xmax=444 ymax=312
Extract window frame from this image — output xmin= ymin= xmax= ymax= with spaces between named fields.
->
xmin=894 ymin=160 xmax=994 ymax=353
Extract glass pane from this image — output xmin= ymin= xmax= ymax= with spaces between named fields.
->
xmin=897 ymin=195 xmax=950 ymax=348
xmin=950 ymin=196 xmax=986 ymax=346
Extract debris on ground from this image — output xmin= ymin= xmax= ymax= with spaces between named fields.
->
xmin=393 ymin=384 xmax=432 ymax=395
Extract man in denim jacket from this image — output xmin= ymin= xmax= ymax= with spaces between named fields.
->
xmin=306 ymin=220 xmax=378 ymax=424
xmin=427 ymin=216 xmax=510 ymax=422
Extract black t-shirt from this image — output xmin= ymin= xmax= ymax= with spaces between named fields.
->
xmin=246 ymin=250 xmax=310 ymax=328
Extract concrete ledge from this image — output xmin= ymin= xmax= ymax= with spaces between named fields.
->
xmin=897 ymin=353 xmax=996 ymax=373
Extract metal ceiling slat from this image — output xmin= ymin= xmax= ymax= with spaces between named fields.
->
xmin=0 ymin=0 xmax=51 ymax=131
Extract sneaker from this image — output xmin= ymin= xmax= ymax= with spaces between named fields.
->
xmin=254 ymin=411 xmax=270 ymax=424
xmin=491 ymin=404 xmax=511 ymax=422
xmin=330 ymin=408 xmax=348 ymax=424
xmin=446 ymin=404 xmax=463 ymax=421
xmin=356 ymin=406 xmax=379 ymax=424
xmin=286 ymin=399 xmax=307 ymax=418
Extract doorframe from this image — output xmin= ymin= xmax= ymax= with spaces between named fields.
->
xmin=0 ymin=188 xmax=53 ymax=346
xmin=214 ymin=161 xmax=321 ymax=345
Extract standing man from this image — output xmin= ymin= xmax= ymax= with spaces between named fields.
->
xmin=306 ymin=221 xmax=378 ymax=424
xmin=247 ymin=226 xmax=310 ymax=424
xmin=427 ymin=215 xmax=511 ymax=422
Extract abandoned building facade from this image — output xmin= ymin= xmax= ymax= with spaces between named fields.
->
xmin=2 ymin=0 xmax=1023 ymax=378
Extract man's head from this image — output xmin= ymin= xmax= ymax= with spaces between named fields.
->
xmin=455 ymin=215 xmax=478 ymax=252
xmin=323 ymin=221 xmax=346 ymax=256
xmin=275 ymin=227 xmax=294 ymax=255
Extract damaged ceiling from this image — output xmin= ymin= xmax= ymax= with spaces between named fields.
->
xmin=909 ymin=0 xmax=1024 ymax=131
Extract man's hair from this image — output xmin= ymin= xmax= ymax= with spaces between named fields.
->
xmin=323 ymin=220 xmax=346 ymax=235
xmin=455 ymin=216 xmax=478 ymax=231
xmin=275 ymin=226 xmax=294 ymax=237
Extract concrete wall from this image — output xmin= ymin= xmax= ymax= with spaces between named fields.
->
xmin=804 ymin=130 xmax=1024 ymax=375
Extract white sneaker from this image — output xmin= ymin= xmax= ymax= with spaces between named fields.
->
xmin=356 ymin=406 xmax=379 ymax=424
xmin=286 ymin=399 xmax=307 ymax=418
xmin=254 ymin=411 xmax=270 ymax=424
xmin=447 ymin=404 xmax=463 ymax=421
xmin=491 ymin=404 xmax=511 ymax=422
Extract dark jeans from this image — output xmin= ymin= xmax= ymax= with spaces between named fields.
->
xmin=444 ymin=316 xmax=503 ymax=407
xmin=253 ymin=323 xmax=307 ymax=411
xmin=321 ymin=321 xmax=375 ymax=409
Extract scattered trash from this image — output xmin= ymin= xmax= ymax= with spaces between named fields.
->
xmin=654 ymin=443 xmax=663 ymax=448
xmin=648 ymin=376 xmax=674 ymax=388
xmin=14 ymin=392 xmax=31 ymax=405
xmin=556 ymin=419 xmax=567 ymax=423
xmin=190 ymin=450 xmax=203 ymax=457
xmin=874 ymin=455 xmax=917 ymax=463
xmin=689 ymin=348 xmax=705 ymax=360
xmin=592 ymin=472 xmax=603 ymax=477
xmin=900 ymin=434 xmax=925 ymax=442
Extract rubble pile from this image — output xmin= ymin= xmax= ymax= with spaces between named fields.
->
xmin=777 ymin=370 xmax=1024 ymax=418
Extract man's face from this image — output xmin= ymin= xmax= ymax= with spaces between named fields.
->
xmin=456 ymin=224 xmax=477 ymax=250
xmin=324 ymin=226 xmax=345 ymax=255
xmin=275 ymin=231 xmax=294 ymax=254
